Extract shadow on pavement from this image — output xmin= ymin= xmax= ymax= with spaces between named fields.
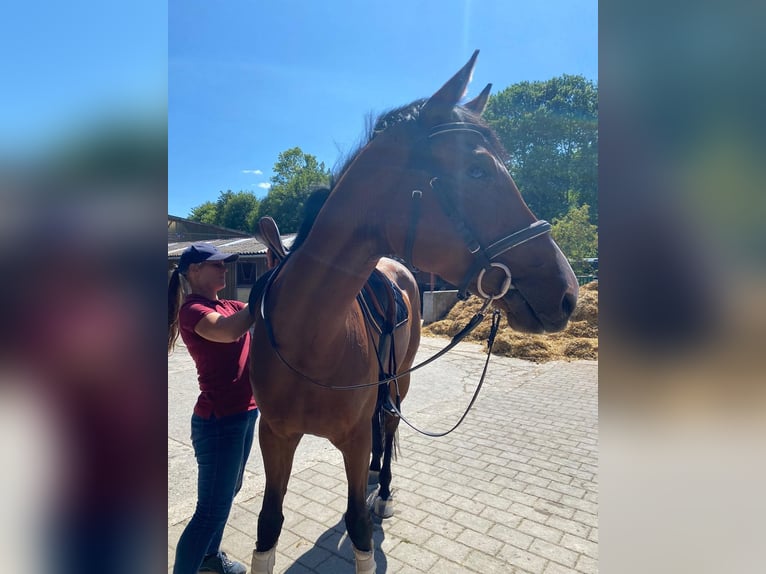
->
xmin=284 ymin=511 xmax=389 ymax=573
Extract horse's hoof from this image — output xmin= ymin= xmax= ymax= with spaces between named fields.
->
xmin=352 ymin=542 xmax=376 ymax=574
xmin=367 ymin=470 xmax=380 ymax=485
xmin=251 ymin=546 xmax=276 ymax=574
xmin=373 ymin=495 xmax=394 ymax=519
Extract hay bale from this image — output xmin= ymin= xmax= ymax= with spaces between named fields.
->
xmin=505 ymin=337 xmax=554 ymax=362
xmin=570 ymin=288 xmax=598 ymax=326
xmin=565 ymin=320 xmax=598 ymax=339
xmin=562 ymin=338 xmax=598 ymax=360
xmin=422 ymin=286 xmax=599 ymax=362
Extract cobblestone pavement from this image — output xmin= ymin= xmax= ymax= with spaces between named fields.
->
xmin=168 ymin=336 xmax=598 ymax=573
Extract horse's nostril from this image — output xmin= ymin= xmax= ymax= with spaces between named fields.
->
xmin=562 ymin=292 xmax=577 ymax=318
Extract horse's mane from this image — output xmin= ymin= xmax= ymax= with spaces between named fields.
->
xmin=332 ymin=97 xmax=508 ymax=184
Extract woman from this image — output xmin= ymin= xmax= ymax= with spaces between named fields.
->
xmin=168 ymin=243 xmax=257 ymax=574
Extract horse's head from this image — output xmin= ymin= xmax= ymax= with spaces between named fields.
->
xmin=354 ymin=50 xmax=579 ymax=333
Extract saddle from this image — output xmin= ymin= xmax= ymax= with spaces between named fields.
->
xmin=255 ymin=216 xmax=409 ymax=379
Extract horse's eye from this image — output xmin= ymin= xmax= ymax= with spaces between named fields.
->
xmin=468 ymin=166 xmax=486 ymax=179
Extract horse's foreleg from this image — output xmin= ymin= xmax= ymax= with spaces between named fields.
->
xmin=252 ymin=421 xmax=301 ymax=573
xmin=337 ymin=421 xmax=376 ymax=572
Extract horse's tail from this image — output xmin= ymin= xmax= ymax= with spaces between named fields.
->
xmin=390 ymin=392 xmax=401 ymax=462
xmin=373 ymin=405 xmax=401 ymax=463
xmin=392 ymin=424 xmax=400 ymax=462
xmin=373 ymin=397 xmax=386 ymax=457
xmin=374 ymin=382 xmax=401 ymax=462
xmin=372 ymin=384 xmax=388 ymax=460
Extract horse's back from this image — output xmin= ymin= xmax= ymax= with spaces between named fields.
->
xmin=375 ymin=257 xmax=421 ymax=370
xmin=375 ymin=259 xmax=420 ymax=316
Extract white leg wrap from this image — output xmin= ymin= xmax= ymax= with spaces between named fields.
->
xmin=352 ymin=541 xmax=376 ymax=574
xmin=251 ymin=545 xmax=276 ymax=574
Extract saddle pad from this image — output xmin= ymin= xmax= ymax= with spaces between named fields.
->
xmin=357 ymin=269 xmax=409 ymax=335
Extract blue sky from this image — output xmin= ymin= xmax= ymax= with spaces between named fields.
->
xmin=168 ymin=0 xmax=597 ymax=218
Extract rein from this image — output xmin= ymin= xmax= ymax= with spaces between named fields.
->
xmin=260 ymin=269 xmax=494 ymax=391
xmin=387 ymin=309 xmax=502 ymax=437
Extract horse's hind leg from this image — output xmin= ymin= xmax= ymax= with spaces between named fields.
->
xmin=252 ymin=421 xmax=301 ymax=574
xmin=368 ymin=410 xmax=383 ymax=485
xmin=374 ymin=376 xmax=409 ymax=519
xmin=336 ymin=422 xmax=376 ymax=573
xmin=373 ymin=412 xmax=399 ymax=519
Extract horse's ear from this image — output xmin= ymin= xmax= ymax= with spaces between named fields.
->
xmin=463 ymin=83 xmax=492 ymax=115
xmin=421 ymin=49 xmax=480 ymax=122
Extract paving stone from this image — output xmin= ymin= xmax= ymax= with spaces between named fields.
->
xmin=423 ymin=532 xmax=473 ymax=563
xmin=529 ymin=537 xmax=579 ymax=568
xmin=517 ymin=517 xmax=565 ymax=544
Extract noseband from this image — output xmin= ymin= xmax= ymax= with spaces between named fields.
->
xmin=404 ymin=122 xmax=552 ymax=301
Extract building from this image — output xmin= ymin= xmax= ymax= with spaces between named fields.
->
xmin=168 ymin=215 xmax=294 ymax=301
xmin=168 ymin=215 xmax=455 ymax=318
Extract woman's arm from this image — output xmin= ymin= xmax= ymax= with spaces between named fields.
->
xmin=193 ymin=305 xmax=254 ymax=343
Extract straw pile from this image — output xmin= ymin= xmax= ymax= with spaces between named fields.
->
xmin=423 ymin=281 xmax=598 ymax=362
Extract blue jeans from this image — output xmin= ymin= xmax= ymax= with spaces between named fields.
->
xmin=173 ymin=409 xmax=258 ymax=574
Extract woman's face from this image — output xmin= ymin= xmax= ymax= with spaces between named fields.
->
xmin=187 ymin=260 xmax=227 ymax=292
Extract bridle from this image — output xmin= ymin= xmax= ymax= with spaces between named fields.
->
xmin=256 ymin=119 xmax=552 ymax=436
xmin=404 ymin=122 xmax=552 ymax=301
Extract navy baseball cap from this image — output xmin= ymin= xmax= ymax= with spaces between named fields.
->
xmin=178 ymin=243 xmax=238 ymax=273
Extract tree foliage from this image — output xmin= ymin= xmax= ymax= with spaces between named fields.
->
xmin=257 ymin=147 xmax=331 ymax=233
xmin=186 ymin=147 xmax=329 ymax=234
xmin=188 ymin=201 xmax=219 ymax=225
xmin=188 ymin=190 xmax=260 ymax=232
xmin=551 ymin=203 xmax=598 ymax=275
xmin=484 ymin=75 xmax=598 ymax=226
xmin=218 ymin=191 xmax=259 ymax=231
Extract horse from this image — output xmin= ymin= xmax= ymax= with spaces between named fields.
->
xmin=256 ymin=188 xmax=407 ymax=518
xmin=248 ymin=50 xmax=579 ymax=573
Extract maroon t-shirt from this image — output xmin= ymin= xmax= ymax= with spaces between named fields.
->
xmin=179 ymin=294 xmax=257 ymax=418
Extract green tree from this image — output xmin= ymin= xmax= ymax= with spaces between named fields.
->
xmin=219 ymin=190 xmax=259 ymax=232
xmin=258 ymin=147 xmax=331 ymax=233
xmin=484 ymin=75 xmax=598 ymax=225
xmin=188 ymin=201 xmax=219 ymax=225
xmin=550 ymin=203 xmax=598 ymax=275
xmin=188 ymin=190 xmax=259 ymax=232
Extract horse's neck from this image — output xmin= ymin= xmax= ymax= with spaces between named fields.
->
xmin=266 ymin=142 xmax=410 ymax=351
xmin=269 ymin=190 xmax=384 ymax=347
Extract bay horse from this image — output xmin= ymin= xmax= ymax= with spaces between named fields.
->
xmin=249 ymin=50 xmax=579 ymax=573
xmin=258 ymin=187 xmax=409 ymax=520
